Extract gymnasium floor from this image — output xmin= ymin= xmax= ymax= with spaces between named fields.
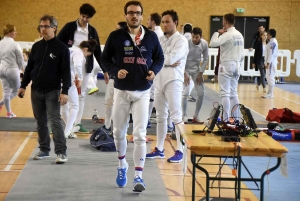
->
xmin=0 ymin=80 xmax=299 ymax=201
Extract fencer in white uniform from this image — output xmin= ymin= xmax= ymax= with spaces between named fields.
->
xmin=262 ymin=29 xmax=278 ymax=99
xmin=146 ymin=10 xmax=189 ymax=163
xmin=146 ymin=12 xmax=164 ymax=128
xmin=209 ymin=13 xmax=244 ymax=121
xmin=0 ymin=24 xmax=23 ymax=117
xmin=182 ymin=27 xmax=209 ymax=123
xmin=60 ymin=40 xmax=97 ymax=139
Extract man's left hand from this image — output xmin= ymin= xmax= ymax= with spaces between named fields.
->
xmin=146 ymin=70 xmax=155 ymax=81
xmin=59 ymin=94 xmax=68 ymax=106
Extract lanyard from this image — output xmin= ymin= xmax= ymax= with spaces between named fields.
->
xmin=135 ymin=27 xmax=142 ymax=45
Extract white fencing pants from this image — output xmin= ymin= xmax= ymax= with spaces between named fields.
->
xmin=61 ymin=84 xmax=79 ymax=134
xmin=103 ymin=79 xmax=114 ymax=129
xmin=266 ymin=63 xmax=277 ymax=96
xmin=75 ymin=70 xmax=90 ymax=124
xmin=113 ymin=88 xmax=150 ymax=171
xmin=218 ymin=62 xmax=240 ymax=121
xmin=155 ymin=80 xmax=183 ymax=152
xmin=0 ymin=67 xmax=20 ymax=113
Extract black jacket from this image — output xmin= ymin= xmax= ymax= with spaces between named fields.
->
xmin=252 ymin=39 xmax=268 ymax=70
xmin=57 ymin=20 xmax=106 ymax=73
xmin=250 ymin=32 xmax=260 ymax=49
xmin=21 ymin=37 xmax=71 ymax=95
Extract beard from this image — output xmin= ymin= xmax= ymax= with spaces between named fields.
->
xmin=126 ymin=18 xmax=140 ymax=29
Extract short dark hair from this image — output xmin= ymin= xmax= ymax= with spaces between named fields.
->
xmin=161 ymin=10 xmax=179 ymax=27
xmin=150 ymin=13 xmax=161 ymax=26
xmin=79 ymin=39 xmax=98 ymax=53
xmin=124 ymin=1 xmax=143 ymax=15
xmin=192 ymin=27 xmax=202 ymax=37
xmin=183 ymin=24 xmax=192 ymax=33
xmin=268 ymin=29 xmax=276 ymax=38
xmin=118 ymin=21 xmax=127 ymax=29
xmin=39 ymin=15 xmax=58 ymax=34
xmin=79 ymin=3 xmax=96 ymax=17
xmin=258 ymin=25 xmax=264 ymax=28
xmin=224 ymin=13 xmax=235 ymax=25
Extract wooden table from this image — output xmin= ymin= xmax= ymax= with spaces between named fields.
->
xmin=177 ymin=124 xmax=288 ymax=201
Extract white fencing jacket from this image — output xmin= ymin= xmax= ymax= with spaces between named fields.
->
xmin=209 ymin=27 xmax=244 ymax=65
xmin=0 ymin=37 xmax=23 ymax=70
xmin=69 ymin=46 xmax=85 ymax=84
xmin=265 ymin=38 xmax=278 ymax=67
xmin=185 ymin=39 xmax=209 ymax=74
xmin=154 ymin=31 xmax=189 ymax=89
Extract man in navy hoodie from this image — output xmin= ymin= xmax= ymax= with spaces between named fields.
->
xmin=101 ymin=0 xmax=164 ymax=192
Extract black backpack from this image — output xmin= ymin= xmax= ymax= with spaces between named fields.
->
xmin=90 ymin=127 xmax=116 ymax=151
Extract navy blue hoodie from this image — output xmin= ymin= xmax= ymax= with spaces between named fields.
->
xmin=100 ymin=25 xmax=164 ymax=91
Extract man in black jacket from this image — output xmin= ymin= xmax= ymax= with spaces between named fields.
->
xmin=57 ymin=3 xmax=108 ymax=133
xmin=18 ymin=15 xmax=71 ymax=164
xmin=249 ymin=25 xmax=265 ymax=51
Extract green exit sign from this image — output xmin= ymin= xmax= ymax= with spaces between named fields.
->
xmin=236 ymin=8 xmax=245 ymax=13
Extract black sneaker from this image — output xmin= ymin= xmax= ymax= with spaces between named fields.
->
xmin=55 ymin=154 xmax=68 ymax=164
xmin=33 ymin=151 xmax=49 ymax=160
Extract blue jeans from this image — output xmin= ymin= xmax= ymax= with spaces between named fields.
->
xmin=31 ymin=89 xmax=67 ymax=155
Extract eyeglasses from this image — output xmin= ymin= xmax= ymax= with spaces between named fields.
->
xmin=127 ymin=11 xmax=142 ymax=16
xmin=39 ymin=25 xmax=52 ymax=29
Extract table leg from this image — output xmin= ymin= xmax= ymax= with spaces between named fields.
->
xmin=193 ymin=157 xmax=210 ymax=201
xmin=191 ymin=154 xmax=196 ymax=201
xmin=260 ymin=157 xmax=281 ymax=201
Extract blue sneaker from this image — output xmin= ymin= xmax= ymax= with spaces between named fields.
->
xmin=33 ymin=151 xmax=49 ymax=160
xmin=167 ymin=122 xmax=174 ymax=132
xmin=147 ymin=120 xmax=151 ymax=128
xmin=167 ymin=150 xmax=183 ymax=163
xmin=116 ymin=163 xmax=128 ymax=187
xmin=133 ymin=176 xmax=146 ymax=192
xmin=146 ymin=147 xmax=165 ymax=159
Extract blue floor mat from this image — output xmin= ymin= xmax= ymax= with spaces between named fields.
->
xmin=224 ymin=142 xmax=300 ymax=201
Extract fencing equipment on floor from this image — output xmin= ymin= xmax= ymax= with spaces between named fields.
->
xmin=210 ymin=27 xmax=244 ymax=120
xmin=264 ymin=37 xmax=278 ymax=96
xmin=182 ymin=38 xmax=209 ymax=119
xmin=154 ymin=31 xmax=189 ymax=152
xmin=0 ymin=36 xmax=23 ymax=114
xmin=61 ymin=46 xmax=84 ymax=135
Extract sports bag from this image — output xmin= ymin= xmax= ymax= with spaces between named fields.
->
xmin=266 ymin=108 xmax=300 ymax=123
xmin=90 ymin=127 xmax=116 ymax=151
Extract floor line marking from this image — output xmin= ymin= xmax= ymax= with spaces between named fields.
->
xmin=282 ymin=97 xmax=300 ymax=104
xmin=4 ymin=132 xmax=33 ymax=171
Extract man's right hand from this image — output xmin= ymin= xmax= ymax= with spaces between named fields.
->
xmin=18 ymin=88 xmax=26 ymax=98
xmin=118 ymin=69 xmax=128 ymax=79
xmin=184 ymin=73 xmax=190 ymax=86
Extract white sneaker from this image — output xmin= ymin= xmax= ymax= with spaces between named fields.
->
xmin=72 ymin=125 xmax=80 ymax=133
xmin=6 ymin=112 xmax=17 ymax=118
xmin=182 ymin=115 xmax=188 ymax=123
xmin=65 ymin=131 xmax=77 ymax=139
xmin=256 ymin=85 xmax=260 ymax=91
xmin=261 ymin=94 xmax=274 ymax=99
